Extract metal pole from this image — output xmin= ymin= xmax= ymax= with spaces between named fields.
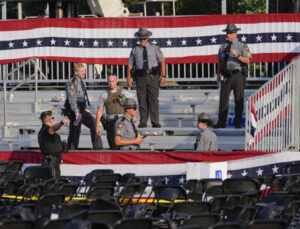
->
xmin=173 ymin=0 xmax=175 ymax=16
xmin=1 ymin=1 xmax=7 ymax=20
xmin=3 ymin=64 xmax=8 ymax=137
xmin=221 ymin=0 xmax=227 ymax=14
xmin=266 ymin=0 xmax=269 ymax=13
xmin=17 ymin=2 xmax=22 ymax=19
xmin=34 ymin=59 xmax=39 ymax=113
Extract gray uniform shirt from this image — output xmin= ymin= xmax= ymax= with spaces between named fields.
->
xmin=65 ymin=75 xmax=86 ymax=114
xmin=114 ymin=115 xmax=139 ymax=150
xmin=217 ymin=39 xmax=252 ymax=70
xmin=128 ymin=42 xmax=165 ymax=70
xmin=195 ymin=128 xmax=218 ymax=152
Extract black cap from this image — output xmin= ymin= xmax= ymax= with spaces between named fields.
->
xmin=40 ymin=110 xmax=52 ymax=121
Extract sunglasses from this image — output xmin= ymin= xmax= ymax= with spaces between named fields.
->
xmin=139 ymin=38 xmax=147 ymax=41
xmin=132 ymin=107 xmax=137 ymax=111
xmin=46 ymin=117 xmax=54 ymax=122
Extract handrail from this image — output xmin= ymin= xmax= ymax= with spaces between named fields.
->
xmin=245 ymin=56 xmax=300 ymax=152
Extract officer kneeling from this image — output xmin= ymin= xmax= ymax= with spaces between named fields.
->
xmin=114 ymin=98 xmax=145 ymax=150
xmin=38 ymin=111 xmax=69 ymax=179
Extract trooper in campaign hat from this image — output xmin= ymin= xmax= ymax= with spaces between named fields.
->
xmin=198 ymin=112 xmax=214 ymax=127
xmin=127 ymin=26 xmax=166 ymax=128
xmin=222 ymin=23 xmax=241 ymax=33
xmin=194 ymin=112 xmax=218 ymax=152
xmin=134 ymin=27 xmax=153 ymax=39
xmin=123 ymin=98 xmax=138 ymax=109
xmin=114 ymin=98 xmax=145 ymax=150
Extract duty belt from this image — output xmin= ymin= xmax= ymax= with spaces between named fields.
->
xmin=228 ymin=69 xmax=240 ymax=74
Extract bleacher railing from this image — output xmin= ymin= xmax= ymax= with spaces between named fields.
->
xmin=0 ymin=58 xmax=287 ymax=86
xmin=245 ymin=56 xmax=300 ymax=152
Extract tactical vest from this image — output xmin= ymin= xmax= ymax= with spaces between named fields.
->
xmin=105 ymin=87 xmax=124 ymax=115
xmin=38 ymin=125 xmax=62 ymax=156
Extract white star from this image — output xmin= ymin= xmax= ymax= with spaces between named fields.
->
xmin=166 ymin=39 xmax=172 ymax=46
xmin=8 ymin=42 xmax=14 ymax=48
xmin=64 ymin=40 xmax=70 ymax=46
xmin=79 ymin=40 xmax=84 ymax=46
xmin=181 ymin=39 xmax=187 ymax=46
xmin=148 ymin=177 xmax=153 ymax=185
xmin=211 ymin=37 xmax=217 ymax=44
xmin=122 ymin=40 xmax=128 ymax=47
xmin=241 ymin=170 xmax=248 ymax=177
xmin=93 ymin=40 xmax=99 ymax=47
xmin=179 ymin=176 xmax=185 ymax=184
xmin=165 ymin=177 xmax=169 ymax=185
xmin=50 ymin=38 xmax=56 ymax=45
xmin=286 ymin=34 xmax=293 ymax=41
xmin=227 ymin=172 xmax=232 ymax=179
xmin=22 ymin=40 xmax=28 ymax=47
xmin=36 ymin=39 xmax=42 ymax=46
xmin=256 ymin=168 xmax=263 ymax=176
xmin=256 ymin=35 xmax=262 ymax=42
xmin=108 ymin=40 xmax=114 ymax=47
xmin=272 ymin=165 xmax=279 ymax=174
xmin=196 ymin=38 xmax=202 ymax=45
xmin=151 ymin=40 xmax=157 ymax=45
xmin=271 ymin=34 xmax=277 ymax=41
xmin=241 ymin=35 xmax=247 ymax=42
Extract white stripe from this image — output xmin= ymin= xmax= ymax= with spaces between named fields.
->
xmin=0 ymin=22 xmax=299 ymax=40
xmin=0 ymin=43 xmax=299 ymax=60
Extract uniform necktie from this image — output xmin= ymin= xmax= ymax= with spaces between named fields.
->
xmin=130 ymin=119 xmax=138 ymax=137
xmin=143 ymin=46 xmax=149 ymax=70
xmin=80 ymin=79 xmax=90 ymax=106
xmin=224 ymin=42 xmax=232 ymax=65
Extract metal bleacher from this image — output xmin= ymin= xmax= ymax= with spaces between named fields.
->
xmin=0 ymin=88 xmax=254 ymax=152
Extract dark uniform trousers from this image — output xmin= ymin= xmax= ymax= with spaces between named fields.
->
xmin=42 ymin=155 xmax=61 ymax=180
xmin=218 ymin=71 xmax=245 ymax=126
xmin=136 ymin=73 xmax=160 ymax=124
xmin=106 ymin=119 xmax=117 ymax=150
xmin=68 ymin=110 xmax=103 ymax=150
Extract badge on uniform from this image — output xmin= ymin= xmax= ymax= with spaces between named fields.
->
xmin=117 ymin=122 xmax=124 ymax=129
xmin=244 ymin=44 xmax=251 ymax=57
xmin=70 ymin=83 xmax=75 ymax=95
xmin=157 ymin=46 xmax=165 ymax=58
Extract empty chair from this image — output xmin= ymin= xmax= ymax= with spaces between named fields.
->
xmin=85 ymin=210 xmax=123 ymax=224
xmin=223 ymin=179 xmax=259 ymax=195
xmin=57 ymin=183 xmax=79 ymax=198
xmin=87 ymin=186 xmax=115 ymax=200
xmin=92 ymin=173 xmax=122 ymax=183
xmin=89 ymin=198 xmax=120 ymax=211
xmin=33 ymin=193 xmax=65 ymax=217
xmin=5 ymin=160 xmax=24 ymax=173
xmin=183 ymin=213 xmax=219 ymax=229
xmin=0 ymin=220 xmax=35 ymax=229
xmin=283 ymin=163 xmax=300 ymax=174
xmin=237 ymin=206 xmax=259 ymax=224
xmin=170 ymin=201 xmax=211 ymax=218
xmin=83 ymin=169 xmax=114 ymax=184
xmin=65 ymin=219 xmax=112 ymax=229
xmin=114 ymin=218 xmax=152 ymax=229
xmin=23 ymin=166 xmax=52 ymax=184
xmin=42 ymin=218 xmax=71 ymax=229
xmin=209 ymin=222 xmax=242 ymax=229
xmin=245 ymin=220 xmax=286 ymax=229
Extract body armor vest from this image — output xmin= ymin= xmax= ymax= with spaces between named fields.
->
xmin=105 ymin=87 xmax=124 ymax=115
xmin=38 ymin=125 xmax=62 ymax=156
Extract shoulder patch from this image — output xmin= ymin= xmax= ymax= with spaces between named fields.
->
xmin=70 ymin=82 xmax=75 ymax=91
xmin=117 ymin=121 xmax=124 ymax=129
xmin=157 ymin=46 xmax=165 ymax=58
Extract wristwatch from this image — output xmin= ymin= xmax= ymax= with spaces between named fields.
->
xmin=161 ymin=75 xmax=166 ymax=78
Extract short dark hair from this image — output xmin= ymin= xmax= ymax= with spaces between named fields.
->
xmin=40 ymin=110 xmax=52 ymax=122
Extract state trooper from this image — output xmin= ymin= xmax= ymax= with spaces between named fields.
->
xmin=95 ymin=74 xmax=131 ymax=150
xmin=214 ymin=23 xmax=252 ymax=129
xmin=64 ymin=63 xmax=103 ymax=150
xmin=127 ymin=27 xmax=166 ymax=128
xmin=194 ymin=113 xmax=218 ymax=152
xmin=38 ymin=111 xmax=69 ymax=179
xmin=114 ymin=98 xmax=145 ymax=150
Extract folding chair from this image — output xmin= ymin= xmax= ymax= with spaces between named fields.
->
xmin=182 ymin=213 xmax=220 ymax=228
xmin=86 ymin=186 xmax=115 ymax=200
xmin=0 ymin=220 xmax=35 ymax=229
xmin=114 ymin=218 xmax=152 ymax=229
xmin=42 ymin=218 xmax=71 ymax=229
xmin=23 ymin=166 xmax=52 ymax=185
xmin=85 ymin=209 xmax=124 ymax=224
xmin=223 ymin=178 xmax=259 ymax=195
xmin=245 ymin=219 xmax=286 ymax=229
xmin=209 ymin=222 xmax=242 ymax=229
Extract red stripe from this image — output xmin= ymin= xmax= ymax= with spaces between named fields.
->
xmin=0 ymin=150 xmax=273 ymax=164
xmin=0 ymin=14 xmax=299 ymax=31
